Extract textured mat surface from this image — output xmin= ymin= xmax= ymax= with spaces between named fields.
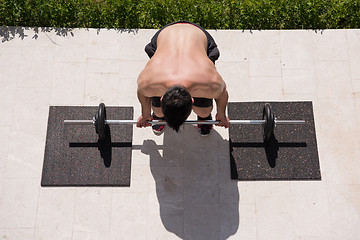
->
xmin=41 ymin=106 xmax=133 ymax=186
xmin=228 ymin=102 xmax=321 ymax=181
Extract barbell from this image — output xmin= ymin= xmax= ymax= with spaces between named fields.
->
xmin=64 ymin=103 xmax=305 ymax=142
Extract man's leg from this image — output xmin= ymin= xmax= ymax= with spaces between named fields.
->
xmin=193 ymin=98 xmax=213 ymax=136
xmin=193 ymin=98 xmax=213 ymax=117
xmin=192 ymin=106 xmax=213 ymax=118
xmin=152 ymin=106 xmax=164 ymax=117
xmin=151 ymin=97 xmax=165 ymax=135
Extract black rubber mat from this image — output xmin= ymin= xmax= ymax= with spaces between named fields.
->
xmin=41 ymin=106 xmax=133 ymax=186
xmin=228 ymin=102 xmax=321 ymax=180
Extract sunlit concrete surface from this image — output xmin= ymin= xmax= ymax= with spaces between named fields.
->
xmin=1 ymin=26 xmax=360 ymax=239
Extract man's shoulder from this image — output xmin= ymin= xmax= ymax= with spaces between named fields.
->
xmin=137 ymin=69 xmax=167 ymax=97
xmin=189 ymin=71 xmax=225 ymax=98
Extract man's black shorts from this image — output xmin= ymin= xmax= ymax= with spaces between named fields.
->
xmin=145 ymin=21 xmax=220 ymax=64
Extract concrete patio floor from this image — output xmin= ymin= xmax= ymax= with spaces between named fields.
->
xmin=0 ymin=26 xmax=360 ymax=239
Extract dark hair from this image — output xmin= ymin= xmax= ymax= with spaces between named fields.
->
xmin=161 ymin=85 xmax=192 ymax=132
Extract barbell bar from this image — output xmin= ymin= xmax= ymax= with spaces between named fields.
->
xmin=64 ymin=119 xmax=304 ymax=125
xmin=64 ymin=103 xmax=305 ymax=142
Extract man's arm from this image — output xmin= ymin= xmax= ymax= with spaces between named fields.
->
xmin=137 ymin=89 xmax=153 ymax=127
xmin=215 ymin=88 xmax=228 ymax=116
xmin=215 ymin=87 xmax=230 ymax=128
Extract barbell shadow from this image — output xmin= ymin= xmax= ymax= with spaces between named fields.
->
xmin=68 ymin=125 xmax=132 ymax=168
xmin=230 ymin=135 xmax=307 ymax=168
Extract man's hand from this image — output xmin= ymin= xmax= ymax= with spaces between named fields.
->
xmin=215 ymin=113 xmax=230 ymax=128
xmin=214 ymin=88 xmax=229 ymax=128
xmin=137 ymin=115 xmax=153 ymax=128
xmin=137 ymin=88 xmax=153 ymax=128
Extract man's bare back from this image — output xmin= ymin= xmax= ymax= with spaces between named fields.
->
xmin=137 ymin=22 xmax=230 ymax=132
xmin=137 ymin=23 xmax=225 ymax=99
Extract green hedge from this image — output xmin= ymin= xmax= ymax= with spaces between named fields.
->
xmin=1 ymin=0 xmax=360 ymax=29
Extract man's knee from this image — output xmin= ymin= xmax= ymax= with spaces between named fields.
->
xmin=151 ymin=97 xmax=163 ymax=117
xmin=152 ymin=106 xmax=163 ymax=117
xmin=193 ymin=106 xmax=213 ymax=118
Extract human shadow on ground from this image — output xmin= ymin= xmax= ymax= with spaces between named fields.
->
xmin=141 ymin=126 xmax=239 ymax=239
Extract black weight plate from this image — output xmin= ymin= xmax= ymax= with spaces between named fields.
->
xmin=95 ymin=103 xmax=106 ymax=141
xmin=262 ymin=103 xmax=274 ymax=142
xmin=94 ymin=111 xmax=99 ymax=135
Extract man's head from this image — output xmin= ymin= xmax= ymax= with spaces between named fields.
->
xmin=161 ymin=85 xmax=192 ymax=132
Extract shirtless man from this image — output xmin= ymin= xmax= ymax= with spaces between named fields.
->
xmin=136 ymin=21 xmax=230 ymax=136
